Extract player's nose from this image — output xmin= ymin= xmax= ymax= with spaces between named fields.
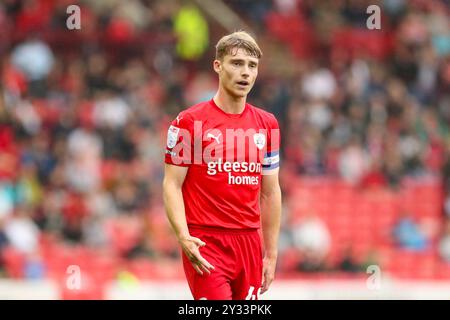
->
xmin=241 ymin=66 xmax=250 ymax=78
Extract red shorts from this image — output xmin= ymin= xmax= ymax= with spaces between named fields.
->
xmin=182 ymin=226 xmax=263 ymax=300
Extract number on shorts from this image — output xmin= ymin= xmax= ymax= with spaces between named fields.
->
xmin=245 ymin=286 xmax=261 ymax=300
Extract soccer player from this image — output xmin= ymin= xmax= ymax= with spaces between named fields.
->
xmin=163 ymin=31 xmax=282 ymax=300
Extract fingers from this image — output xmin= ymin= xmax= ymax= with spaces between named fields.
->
xmin=261 ymin=277 xmax=268 ymax=294
xmin=192 ymin=264 xmax=203 ymax=275
xmin=260 ymin=278 xmax=270 ymax=294
xmin=260 ymin=283 xmax=269 ymax=294
xmin=260 ymin=270 xmax=274 ymax=294
xmin=260 ymin=266 xmax=268 ymax=294
xmin=198 ymin=256 xmax=215 ymax=271
xmin=260 ymin=257 xmax=276 ymax=295
xmin=187 ymin=237 xmax=214 ymax=276
xmin=191 ymin=253 xmax=215 ymax=275
xmin=199 ymin=260 xmax=214 ymax=275
xmin=197 ymin=262 xmax=212 ymax=275
xmin=191 ymin=237 xmax=206 ymax=247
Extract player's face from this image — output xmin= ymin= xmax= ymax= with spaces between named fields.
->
xmin=214 ymin=48 xmax=259 ymax=98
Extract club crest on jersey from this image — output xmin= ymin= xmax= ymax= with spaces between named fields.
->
xmin=253 ymin=133 xmax=266 ymax=150
xmin=167 ymin=125 xmax=180 ymax=148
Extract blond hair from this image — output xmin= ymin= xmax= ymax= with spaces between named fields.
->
xmin=215 ymin=31 xmax=262 ymax=61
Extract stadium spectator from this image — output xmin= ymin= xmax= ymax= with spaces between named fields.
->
xmin=392 ymin=211 xmax=429 ymax=251
xmin=438 ymin=218 xmax=450 ymax=262
xmin=3 ymin=205 xmax=40 ymax=255
xmin=0 ymin=218 xmax=8 ymax=275
xmin=65 ymin=122 xmax=103 ymax=193
xmin=444 ymin=191 xmax=450 ymax=218
xmin=336 ymin=245 xmax=362 ymax=273
xmin=11 ymin=36 xmax=54 ymax=97
xmin=292 ymin=211 xmax=331 ymax=272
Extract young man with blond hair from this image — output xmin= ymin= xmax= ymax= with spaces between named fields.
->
xmin=163 ymin=31 xmax=282 ymax=300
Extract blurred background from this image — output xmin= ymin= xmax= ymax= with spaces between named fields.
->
xmin=0 ymin=0 xmax=450 ymax=299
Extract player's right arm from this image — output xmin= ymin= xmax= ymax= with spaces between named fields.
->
xmin=163 ymin=163 xmax=215 ymax=275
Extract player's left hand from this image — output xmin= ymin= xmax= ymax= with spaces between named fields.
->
xmin=261 ymin=255 xmax=277 ymax=294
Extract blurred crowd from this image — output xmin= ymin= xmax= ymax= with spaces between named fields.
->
xmin=0 ymin=0 xmax=449 ymax=280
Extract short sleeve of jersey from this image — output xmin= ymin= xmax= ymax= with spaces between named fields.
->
xmin=164 ymin=113 xmax=193 ymax=167
xmin=262 ymin=114 xmax=280 ymax=175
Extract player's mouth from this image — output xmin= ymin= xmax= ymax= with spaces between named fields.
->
xmin=236 ymin=80 xmax=250 ymax=88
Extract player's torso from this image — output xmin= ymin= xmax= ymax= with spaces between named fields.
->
xmin=186 ymin=102 xmax=269 ymax=189
xmin=167 ymin=100 xmax=278 ymax=229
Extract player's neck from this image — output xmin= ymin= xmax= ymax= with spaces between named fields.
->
xmin=213 ymin=90 xmax=246 ymax=114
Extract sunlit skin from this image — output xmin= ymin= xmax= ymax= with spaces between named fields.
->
xmin=213 ymin=48 xmax=259 ymax=114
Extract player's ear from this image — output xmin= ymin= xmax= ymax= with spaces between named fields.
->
xmin=213 ymin=59 xmax=221 ymax=74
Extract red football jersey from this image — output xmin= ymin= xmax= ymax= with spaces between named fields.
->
xmin=165 ymin=99 xmax=280 ymax=229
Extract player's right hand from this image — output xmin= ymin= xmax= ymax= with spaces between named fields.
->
xmin=179 ymin=236 xmax=215 ymax=276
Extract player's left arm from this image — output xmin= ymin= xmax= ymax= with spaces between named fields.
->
xmin=260 ymin=168 xmax=282 ymax=294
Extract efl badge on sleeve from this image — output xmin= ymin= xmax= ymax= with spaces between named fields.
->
xmin=167 ymin=125 xmax=180 ymax=148
xmin=253 ymin=133 xmax=266 ymax=150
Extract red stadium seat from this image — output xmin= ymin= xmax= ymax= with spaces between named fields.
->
xmin=265 ymin=12 xmax=317 ymax=59
xmin=1 ymin=247 xmax=25 ymax=278
xmin=435 ymin=261 xmax=450 ymax=279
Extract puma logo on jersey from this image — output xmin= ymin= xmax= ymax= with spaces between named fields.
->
xmin=207 ymin=132 xmax=221 ymax=144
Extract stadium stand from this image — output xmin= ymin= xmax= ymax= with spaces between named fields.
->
xmin=0 ymin=0 xmax=449 ymax=298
